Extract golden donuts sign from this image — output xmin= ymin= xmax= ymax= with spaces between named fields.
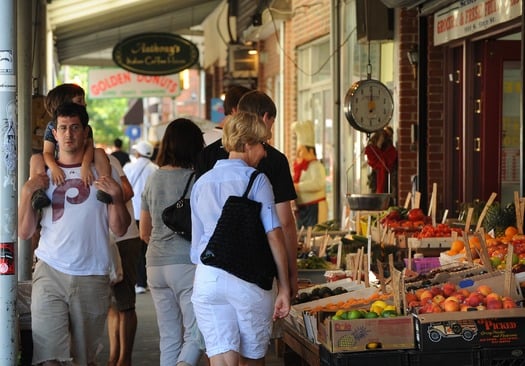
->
xmin=112 ymin=33 xmax=199 ymax=76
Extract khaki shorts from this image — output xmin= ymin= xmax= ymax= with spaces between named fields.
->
xmin=31 ymin=261 xmax=110 ymax=365
xmin=111 ymin=237 xmax=141 ymax=311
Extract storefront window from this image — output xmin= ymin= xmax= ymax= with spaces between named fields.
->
xmin=297 ymin=37 xmax=333 ymax=222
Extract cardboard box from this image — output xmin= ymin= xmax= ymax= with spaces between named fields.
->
xmin=414 ymin=308 xmax=525 ymax=351
xmin=412 ymin=273 xmax=525 ymax=351
xmin=318 ymin=313 xmax=415 ymax=353
xmin=287 ymin=287 xmax=379 ymax=342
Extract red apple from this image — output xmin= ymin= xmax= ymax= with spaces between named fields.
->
xmin=486 ymin=299 xmax=503 ymax=310
xmin=442 ymin=283 xmax=457 ymax=297
xmin=502 ymin=299 xmax=517 ymax=309
xmin=485 ymin=292 xmax=501 ymax=302
xmin=477 ymin=285 xmax=492 ymax=296
xmin=430 ymin=286 xmax=444 ymax=297
xmin=466 ymin=293 xmax=484 ymax=307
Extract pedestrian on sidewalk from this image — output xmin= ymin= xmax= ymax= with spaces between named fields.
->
xmin=106 ymin=154 xmax=141 ymax=366
xmin=18 ymin=102 xmax=130 ymax=365
xmin=140 ymin=118 xmax=205 ymax=366
xmin=124 ymin=140 xmax=158 ymax=294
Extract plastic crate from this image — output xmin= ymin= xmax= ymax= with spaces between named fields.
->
xmin=403 ymin=257 xmax=441 ymax=273
xmin=407 ymin=349 xmax=480 ymax=366
xmin=480 ymin=348 xmax=525 ymax=366
xmin=320 ymin=345 xmax=408 ymax=366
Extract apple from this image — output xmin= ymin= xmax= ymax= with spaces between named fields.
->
xmin=485 ymin=292 xmax=501 ymax=302
xmin=442 ymin=283 xmax=457 ymax=297
xmin=451 ymin=292 xmax=466 ymax=303
xmin=486 ymin=299 xmax=503 ymax=310
xmin=502 ymin=299 xmax=517 ymax=309
xmin=466 ymin=293 xmax=484 ymax=307
xmin=430 ymin=286 xmax=443 ymax=297
xmin=432 ymin=294 xmax=446 ymax=305
xmin=443 ymin=299 xmax=460 ymax=312
xmin=477 ymin=285 xmax=492 ymax=296
xmin=419 ymin=290 xmax=433 ymax=302
xmin=408 ymin=208 xmax=425 ymax=222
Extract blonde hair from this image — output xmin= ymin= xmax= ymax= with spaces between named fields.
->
xmin=222 ymin=111 xmax=268 ymax=153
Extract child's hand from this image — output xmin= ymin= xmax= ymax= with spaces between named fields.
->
xmin=50 ymin=166 xmax=66 ymax=186
xmin=81 ymin=164 xmax=94 ymax=187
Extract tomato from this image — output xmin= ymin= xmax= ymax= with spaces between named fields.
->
xmin=408 ymin=208 xmax=425 ymax=222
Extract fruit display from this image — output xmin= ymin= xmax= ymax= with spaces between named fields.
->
xmin=330 ymin=300 xmax=399 ymax=320
xmin=406 ymin=282 xmax=519 ymax=314
xmin=292 ymin=286 xmax=349 ymax=305
xmin=379 ymin=207 xmax=431 ymax=230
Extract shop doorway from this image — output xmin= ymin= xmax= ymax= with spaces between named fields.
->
xmin=480 ymin=39 xmax=521 ymax=204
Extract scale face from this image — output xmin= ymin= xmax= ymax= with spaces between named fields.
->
xmin=344 ymin=79 xmax=394 ymax=133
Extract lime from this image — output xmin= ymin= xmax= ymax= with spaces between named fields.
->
xmin=348 ymin=310 xmax=363 ymax=319
xmin=364 ymin=311 xmax=379 ymax=318
xmin=332 ymin=315 xmax=343 ymax=320
xmin=490 ymin=256 xmax=502 ymax=268
xmin=381 ymin=310 xmax=398 ymax=318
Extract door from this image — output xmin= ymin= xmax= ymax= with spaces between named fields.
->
xmin=480 ymin=39 xmax=521 ymax=202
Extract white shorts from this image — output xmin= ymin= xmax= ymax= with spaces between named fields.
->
xmin=191 ymin=264 xmax=274 ymax=359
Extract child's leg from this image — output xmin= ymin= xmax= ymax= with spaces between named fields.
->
xmin=29 ymin=153 xmax=51 ymax=209
xmin=30 ymin=153 xmax=46 ymax=178
xmin=94 ymin=148 xmax=111 ymax=177
xmin=94 ymin=148 xmax=114 ymax=204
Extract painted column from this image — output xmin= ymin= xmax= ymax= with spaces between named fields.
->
xmin=0 ymin=0 xmax=18 ymax=364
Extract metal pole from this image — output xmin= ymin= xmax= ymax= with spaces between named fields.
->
xmin=18 ymin=0 xmax=36 ymax=283
xmin=0 ymin=1 xmax=19 ymax=363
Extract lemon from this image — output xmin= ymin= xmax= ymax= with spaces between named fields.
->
xmin=371 ymin=300 xmax=388 ymax=309
xmin=383 ymin=305 xmax=396 ymax=312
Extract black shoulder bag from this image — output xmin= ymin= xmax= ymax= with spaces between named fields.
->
xmin=200 ymin=170 xmax=277 ymax=290
xmin=162 ymin=172 xmax=195 ymax=241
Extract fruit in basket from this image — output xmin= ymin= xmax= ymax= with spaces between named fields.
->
xmin=443 ymin=298 xmax=460 ymax=312
xmin=408 ymin=208 xmax=425 ymax=222
xmin=477 ymin=285 xmax=492 ymax=296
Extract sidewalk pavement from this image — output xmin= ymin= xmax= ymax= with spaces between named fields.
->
xmin=98 ymin=291 xmax=285 ymax=365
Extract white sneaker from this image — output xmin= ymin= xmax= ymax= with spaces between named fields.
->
xmin=135 ymin=285 xmax=147 ymax=294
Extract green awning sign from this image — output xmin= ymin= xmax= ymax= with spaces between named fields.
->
xmin=113 ymin=32 xmax=199 ymax=76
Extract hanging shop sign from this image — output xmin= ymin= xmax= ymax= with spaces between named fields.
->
xmin=112 ymin=32 xmax=199 ymax=76
xmin=434 ymin=0 xmax=521 ymax=46
xmin=88 ymin=68 xmax=181 ymax=99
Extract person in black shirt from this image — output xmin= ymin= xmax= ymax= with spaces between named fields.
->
xmin=195 ymin=90 xmax=299 ymax=297
xmin=111 ymin=138 xmax=131 ymax=167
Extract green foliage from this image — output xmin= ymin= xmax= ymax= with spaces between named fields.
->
xmin=59 ymin=66 xmax=129 ymax=148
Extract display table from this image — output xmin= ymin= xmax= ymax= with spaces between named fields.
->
xmin=282 ymin=321 xmax=319 ymax=366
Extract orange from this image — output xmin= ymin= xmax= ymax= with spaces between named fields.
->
xmin=468 ymin=236 xmax=481 ymax=250
xmin=505 ymin=226 xmax=518 ymax=239
xmin=451 ymin=240 xmax=465 ymax=252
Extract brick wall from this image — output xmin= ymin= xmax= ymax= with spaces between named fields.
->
xmin=397 ymin=8 xmax=419 ymax=205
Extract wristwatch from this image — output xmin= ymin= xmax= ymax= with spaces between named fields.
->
xmin=344 ymin=79 xmax=394 ymax=133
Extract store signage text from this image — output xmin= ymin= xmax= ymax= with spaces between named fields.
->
xmin=88 ymin=68 xmax=181 ymax=99
xmin=112 ymin=33 xmax=199 ymax=76
xmin=434 ymin=0 xmax=521 ymax=45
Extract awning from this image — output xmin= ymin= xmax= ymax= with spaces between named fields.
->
xmin=123 ymin=99 xmax=143 ymax=125
xmin=47 ymin=0 xmax=221 ymax=67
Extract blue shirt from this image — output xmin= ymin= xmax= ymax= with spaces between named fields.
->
xmin=190 ymin=159 xmax=281 ymax=264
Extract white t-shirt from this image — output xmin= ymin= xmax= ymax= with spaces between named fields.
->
xmin=123 ymin=157 xmax=158 ymax=220
xmin=36 ymin=163 xmax=120 ymax=276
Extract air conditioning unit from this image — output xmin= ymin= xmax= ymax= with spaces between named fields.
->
xmin=227 ymin=44 xmax=259 ymax=78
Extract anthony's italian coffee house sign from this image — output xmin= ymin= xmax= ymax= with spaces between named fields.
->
xmin=434 ymin=0 xmax=521 ymax=45
xmin=112 ymin=32 xmax=199 ymax=76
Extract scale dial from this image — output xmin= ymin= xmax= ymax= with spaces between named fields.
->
xmin=344 ymin=79 xmax=394 ymax=133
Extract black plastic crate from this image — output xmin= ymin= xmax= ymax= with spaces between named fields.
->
xmin=407 ymin=349 xmax=480 ymax=366
xmin=320 ymin=345 xmax=408 ymax=366
xmin=480 ymin=348 xmax=525 ymax=366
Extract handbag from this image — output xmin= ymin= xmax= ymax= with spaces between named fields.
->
xmin=200 ymin=170 xmax=277 ymax=290
xmin=161 ymin=172 xmax=195 ymax=241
